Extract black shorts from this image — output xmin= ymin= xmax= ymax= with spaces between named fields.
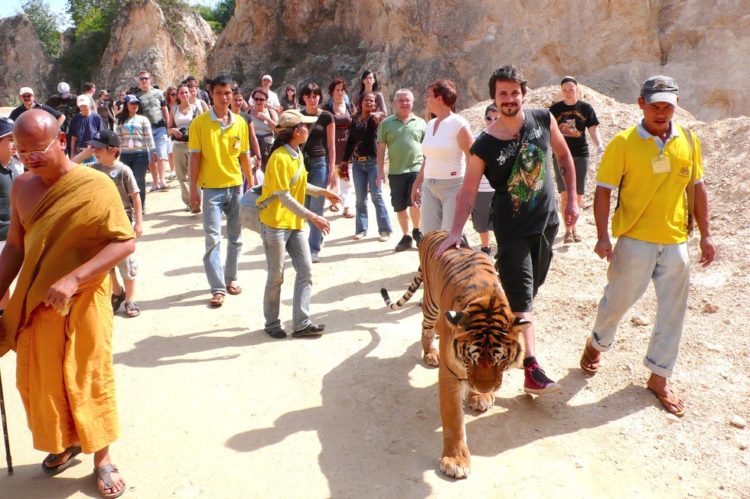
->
xmin=388 ymin=172 xmax=418 ymax=212
xmin=553 ymin=156 xmax=588 ymax=194
xmin=495 ymin=223 xmax=558 ymax=312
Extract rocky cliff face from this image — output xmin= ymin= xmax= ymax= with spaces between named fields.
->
xmin=96 ymin=0 xmax=216 ymax=93
xmin=0 ymin=14 xmax=54 ymax=106
xmin=209 ymin=0 xmax=750 ymax=120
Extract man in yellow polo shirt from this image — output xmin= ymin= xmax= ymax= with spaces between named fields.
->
xmin=579 ymin=75 xmax=715 ymax=417
xmin=189 ymin=75 xmax=253 ymax=307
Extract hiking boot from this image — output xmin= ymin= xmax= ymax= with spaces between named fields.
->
xmin=412 ymin=229 xmax=423 ymax=245
xmin=395 ymin=235 xmax=413 ymax=252
xmin=523 ymin=359 xmax=561 ymax=395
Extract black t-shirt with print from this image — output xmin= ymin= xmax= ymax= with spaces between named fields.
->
xmin=470 ymin=108 xmax=558 ymax=240
xmin=549 ymin=100 xmax=599 ymax=157
xmin=301 ymin=109 xmax=334 ymax=159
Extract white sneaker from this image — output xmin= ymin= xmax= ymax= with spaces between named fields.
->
xmin=353 ymin=233 xmax=366 ymax=240
xmin=378 ymin=232 xmax=391 ymax=242
xmin=311 ymin=252 xmax=321 ymax=263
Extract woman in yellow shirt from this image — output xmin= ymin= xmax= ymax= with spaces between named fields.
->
xmin=259 ymin=110 xmax=340 ymax=339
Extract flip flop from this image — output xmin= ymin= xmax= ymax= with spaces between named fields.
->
xmin=42 ymin=445 xmax=82 ymax=475
xmin=94 ymin=463 xmax=126 ymax=498
xmin=111 ymin=290 xmax=126 ymax=312
xmin=226 ymin=283 xmax=242 ymax=295
xmin=579 ymin=337 xmax=601 ymax=374
xmin=648 ymin=387 xmax=686 ymax=417
xmin=209 ymin=293 xmax=224 ymax=307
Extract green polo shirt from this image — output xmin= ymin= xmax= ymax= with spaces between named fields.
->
xmin=377 ymin=113 xmax=426 ymax=175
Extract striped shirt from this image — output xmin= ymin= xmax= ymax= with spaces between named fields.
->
xmin=116 ymin=115 xmax=154 ymax=153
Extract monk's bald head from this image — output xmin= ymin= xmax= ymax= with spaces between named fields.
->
xmin=14 ymin=109 xmax=60 ymax=143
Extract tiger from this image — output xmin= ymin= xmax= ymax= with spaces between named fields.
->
xmin=380 ymin=230 xmax=527 ymax=479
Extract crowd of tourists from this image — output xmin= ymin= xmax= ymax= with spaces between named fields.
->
xmin=0 ymin=64 xmax=715 ymax=497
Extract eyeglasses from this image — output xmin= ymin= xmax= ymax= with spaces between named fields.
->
xmin=17 ymin=136 xmax=58 ymax=162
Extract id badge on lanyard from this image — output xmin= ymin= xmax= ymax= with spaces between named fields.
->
xmin=652 ymin=154 xmax=671 ymax=174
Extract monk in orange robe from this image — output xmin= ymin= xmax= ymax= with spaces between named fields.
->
xmin=0 ymin=110 xmax=134 ymax=498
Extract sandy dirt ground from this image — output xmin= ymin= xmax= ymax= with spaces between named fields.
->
xmin=0 ymin=90 xmax=748 ymax=498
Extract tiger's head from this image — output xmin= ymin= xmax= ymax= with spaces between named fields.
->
xmin=445 ymin=296 xmax=528 ymax=394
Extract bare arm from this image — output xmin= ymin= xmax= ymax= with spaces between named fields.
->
xmin=436 ymin=154 xmax=485 ymax=257
xmin=588 ymin=124 xmax=603 ymax=151
xmin=0 ymin=184 xmax=26 ymax=297
xmin=189 ymin=152 xmax=202 ymax=210
xmin=239 ymin=153 xmax=254 ymax=188
xmin=161 ymin=104 xmax=170 ymax=128
xmin=69 ymin=136 xmax=78 ymax=159
xmin=247 ymin=121 xmax=262 ymax=163
xmin=376 ymin=142 xmax=387 ymax=186
xmin=44 ymin=238 xmax=135 ymax=312
xmin=593 ymin=185 xmax=612 ymax=261
xmin=130 ymin=192 xmax=143 ymax=237
xmin=693 ymin=182 xmax=715 ymax=266
xmin=411 ymin=158 xmax=426 ymax=207
xmin=326 ymin=121 xmax=336 ymax=188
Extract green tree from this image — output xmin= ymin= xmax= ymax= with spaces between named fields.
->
xmin=22 ymin=0 xmax=61 ymax=58
xmin=194 ymin=0 xmax=234 ymax=34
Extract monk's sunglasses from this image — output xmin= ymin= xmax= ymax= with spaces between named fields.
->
xmin=17 ymin=137 xmax=58 ymax=162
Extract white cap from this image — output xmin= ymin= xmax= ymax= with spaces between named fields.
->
xmin=19 ymin=87 xmax=34 ymax=95
xmin=262 ymin=74 xmax=272 ymax=82
xmin=77 ymin=95 xmax=90 ymax=107
xmin=57 ymin=82 xmax=70 ymax=94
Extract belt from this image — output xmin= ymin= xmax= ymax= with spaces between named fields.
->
xmin=356 ymin=156 xmax=373 ymax=161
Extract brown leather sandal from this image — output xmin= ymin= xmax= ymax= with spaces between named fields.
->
xmin=579 ymin=337 xmax=601 ymax=374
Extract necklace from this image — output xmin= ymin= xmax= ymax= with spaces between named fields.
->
xmin=498 ymin=116 xmax=524 ymax=139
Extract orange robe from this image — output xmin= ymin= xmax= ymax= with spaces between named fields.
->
xmin=0 ymin=166 xmax=134 ymax=454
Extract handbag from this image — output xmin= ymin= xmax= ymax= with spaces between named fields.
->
xmin=240 ymin=160 xmax=304 ymax=233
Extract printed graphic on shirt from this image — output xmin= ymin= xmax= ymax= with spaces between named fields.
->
xmin=506 ymin=139 xmax=546 ymax=214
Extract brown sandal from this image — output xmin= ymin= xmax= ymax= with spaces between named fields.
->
xmin=94 ymin=463 xmax=126 ymax=498
xmin=226 ymin=282 xmax=242 ymax=295
xmin=648 ymin=387 xmax=686 ymax=417
xmin=209 ymin=293 xmax=224 ymax=307
xmin=579 ymin=337 xmax=601 ymax=374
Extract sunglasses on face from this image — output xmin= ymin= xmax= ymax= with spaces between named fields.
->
xmin=169 ymin=93 xmax=177 ymax=97
xmin=139 ymin=76 xmax=150 ymax=81
xmin=254 ymin=97 xmax=266 ymax=102
xmin=485 ymin=116 xmax=496 ymax=122
xmin=21 ymin=94 xmax=33 ymax=99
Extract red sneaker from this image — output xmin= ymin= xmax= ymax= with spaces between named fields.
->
xmin=523 ymin=361 xmax=561 ymax=395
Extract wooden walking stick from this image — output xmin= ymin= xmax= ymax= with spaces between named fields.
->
xmin=0 ymin=368 xmax=12 ymax=474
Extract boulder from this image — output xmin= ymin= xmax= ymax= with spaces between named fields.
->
xmin=0 ymin=14 xmax=55 ymax=106
xmin=208 ymin=0 xmax=750 ymax=120
xmin=96 ymin=0 xmax=216 ymax=93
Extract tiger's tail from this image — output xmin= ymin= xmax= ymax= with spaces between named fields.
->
xmin=381 ymin=269 xmax=423 ymax=310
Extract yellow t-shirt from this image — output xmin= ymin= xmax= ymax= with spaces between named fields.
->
xmin=596 ymin=123 xmax=703 ymax=244
xmin=188 ymin=109 xmax=249 ymax=188
xmin=258 ymin=145 xmax=308 ymax=230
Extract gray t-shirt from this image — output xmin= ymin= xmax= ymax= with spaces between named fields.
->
xmin=91 ymin=161 xmax=140 ymax=221
xmin=135 ymin=88 xmax=167 ymax=128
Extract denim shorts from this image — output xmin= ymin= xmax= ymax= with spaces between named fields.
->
xmin=152 ymin=126 xmax=169 ymax=161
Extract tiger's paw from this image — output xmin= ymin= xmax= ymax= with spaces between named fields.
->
xmin=423 ymin=349 xmax=440 ymax=367
xmin=440 ymin=455 xmax=471 ymax=479
xmin=467 ymin=392 xmax=495 ymax=412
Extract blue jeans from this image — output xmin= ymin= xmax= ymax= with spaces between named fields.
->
xmin=352 ymin=157 xmax=392 ymax=235
xmin=590 ymin=236 xmax=690 ymax=378
xmin=202 ymin=186 xmax=243 ymax=295
xmin=120 ymin=150 xmax=149 ymax=210
xmin=261 ymin=224 xmax=312 ymax=332
xmin=304 ymin=156 xmax=328 ymax=254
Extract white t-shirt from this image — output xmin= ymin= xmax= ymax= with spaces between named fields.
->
xmin=267 ymin=90 xmax=281 ymax=110
xmin=422 ymin=113 xmax=471 ymax=179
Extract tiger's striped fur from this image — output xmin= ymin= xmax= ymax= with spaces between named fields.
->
xmin=380 ymin=230 xmax=528 ymax=479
